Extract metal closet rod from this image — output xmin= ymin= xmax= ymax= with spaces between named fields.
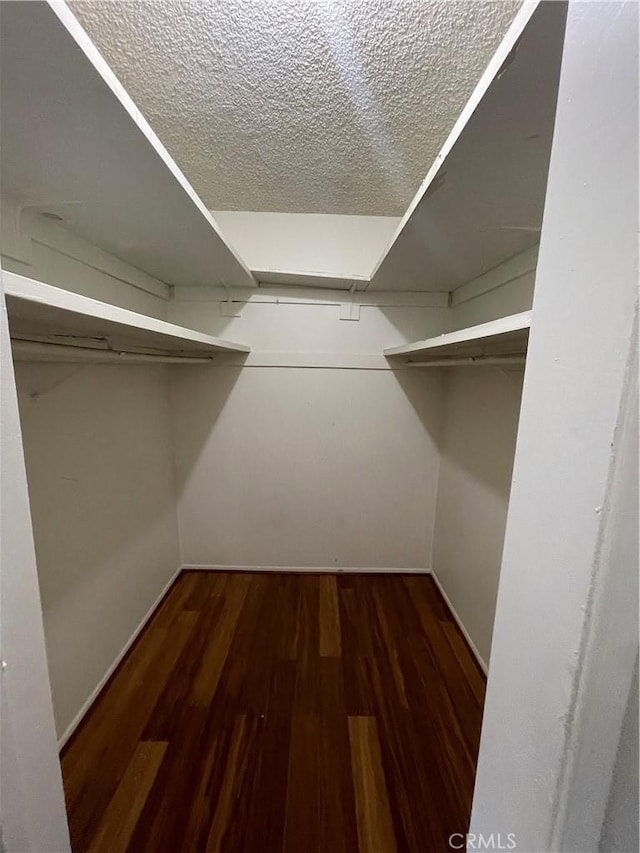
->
xmin=11 ymin=339 xmax=214 ymax=364
xmin=406 ymin=354 xmax=527 ymax=367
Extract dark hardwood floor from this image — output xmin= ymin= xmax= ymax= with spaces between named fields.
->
xmin=61 ymin=571 xmax=486 ymax=853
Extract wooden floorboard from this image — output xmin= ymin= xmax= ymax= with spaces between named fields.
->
xmin=61 ymin=571 xmax=486 ymax=852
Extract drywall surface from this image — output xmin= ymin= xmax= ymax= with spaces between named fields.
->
xmin=470 ymin=3 xmax=639 ymax=850
xmin=15 ymin=363 xmax=180 ymax=739
xmin=210 ymin=211 xmax=400 ymax=278
xmin=432 ymin=367 xmax=523 ymax=665
xmin=169 ymin=290 xmax=448 ymax=355
xmin=0 ymin=286 xmax=70 ymax=850
xmin=449 ymin=245 xmax=537 ymax=331
xmin=70 ymin=0 xmax=519 ymax=216
xmin=1 ymin=196 xmax=168 ymax=318
xmin=451 ymin=270 xmax=535 ymax=330
xmin=431 ymin=253 xmax=530 ymax=665
xmin=452 ymin=272 xmax=534 ymax=329
xmin=171 ymin=365 xmax=442 ymax=569
xmin=600 ymin=655 xmax=639 ymax=853
xmin=169 ymin=295 xmax=446 ymax=569
xmin=556 ymin=327 xmax=638 ymax=851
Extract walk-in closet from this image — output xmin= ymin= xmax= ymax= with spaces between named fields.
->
xmin=1 ymin=1 xmax=637 ymax=852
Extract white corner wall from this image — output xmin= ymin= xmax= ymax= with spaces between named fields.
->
xmin=210 ymin=211 xmax=400 ymax=278
xmin=14 ymin=362 xmax=180 ymax=741
xmin=431 ymin=254 xmax=533 ymax=667
xmin=600 ymin=655 xmax=639 ymax=852
xmin=441 ymin=251 xmax=535 ymax=656
xmin=432 ymin=366 xmax=523 ymax=666
xmin=14 ymin=362 xmax=181 ymax=741
xmin=168 ymin=293 xmax=448 ymax=570
xmin=1 ymin=283 xmax=70 ymax=850
xmin=449 ymin=245 xmax=537 ymax=331
xmin=2 ymin=198 xmax=182 ymax=743
xmin=471 ymin=2 xmax=638 ymax=848
xmin=1 ymin=195 xmax=169 ymax=318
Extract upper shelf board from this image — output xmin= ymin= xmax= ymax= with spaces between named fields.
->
xmin=384 ymin=311 xmax=531 ymax=362
xmin=0 ymin=1 xmax=255 ymax=289
xmin=3 ymin=272 xmax=251 ymax=356
xmin=365 ymin=1 xmax=567 ymax=293
xmin=253 ymin=269 xmax=370 ymax=291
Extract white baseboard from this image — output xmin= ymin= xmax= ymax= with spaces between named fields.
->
xmin=57 ymin=565 xmax=183 ymax=750
xmin=431 ymin=569 xmax=488 ymax=674
xmin=181 ymin=563 xmax=432 ymax=575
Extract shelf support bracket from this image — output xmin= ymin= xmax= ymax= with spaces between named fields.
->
xmin=340 ymin=282 xmax=361 ymax=321
xmin=219 ymin=285 xmax=243 ymax=318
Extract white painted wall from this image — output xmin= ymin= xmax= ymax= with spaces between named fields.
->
xmin=168 ymin=294 xmax=447 ymax=570
xmin=169 ymin=289 xmax=448 ymax=354
xmin=449 ymin=245 xmax=537 ymax=331
xmin=432 ymin=366 xmax=523 ymax=667
xmin=557 ymin=331 xmax=638 ymax=851
xmin=1 ymin=193 xmax=182 ymax=743
xmin=0 ymin=283 xmax=70 ymax=850
xmin=14 ymin=362 xmax=180 ymax=742
xmin=451 ymin=270 xmax=535 ymax=330
xmin=171 ymin=365 xmax=443 ymax=569
xmin=429 ymin=254 xmax=532 ymax=668
xmin=471 ymin=3 xmax=639 ymax=849
xmin=1 ymin=195 xmax=169 ymax=318
xmin=600 ymin=655 xmax=639 ymax=853
xmin=210 ymin=211 xmax=400 ymax=278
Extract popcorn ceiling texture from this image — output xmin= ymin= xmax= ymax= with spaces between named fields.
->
xmin=70 ymin=0 xmax=520 ymax=216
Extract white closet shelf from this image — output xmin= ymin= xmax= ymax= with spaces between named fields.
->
xmin=253 ymin=269 xmax=370 ymax=291
xmin=366 ymin=2 xmax=567 ymax=293
xmin=384 ymin=311 xmax=531 ymax=364
xmin=0 ymin=1 xmax=255 ymax=290
xmin=4 ymin=273 xmax=250 ymax=363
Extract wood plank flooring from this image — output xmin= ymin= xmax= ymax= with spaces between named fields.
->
xmin=61 ymin=572 xmax=486 ymax=853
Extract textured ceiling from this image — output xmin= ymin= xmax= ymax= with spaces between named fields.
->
xmin=70 ymin=0 xmax=520 ymax=216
